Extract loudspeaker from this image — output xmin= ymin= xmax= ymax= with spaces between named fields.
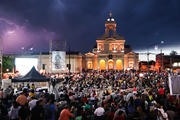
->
xmin=42 ymin=64 xmax=46 ymax=70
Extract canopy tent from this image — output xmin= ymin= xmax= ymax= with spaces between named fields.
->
xmin=12 ymin=66 xmax=49 ymax=82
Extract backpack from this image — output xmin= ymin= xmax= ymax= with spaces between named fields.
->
xmin=44 ymin=104 xmax=52 ymax=119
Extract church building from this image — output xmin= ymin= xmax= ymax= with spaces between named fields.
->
xmin=84 ymin=12 xmax=139 ymax=71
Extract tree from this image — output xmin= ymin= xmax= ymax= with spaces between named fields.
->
xmin=2 ymin=56 xmax=14 ymax=73
xmin=170 ymin=50 xmax=177 ymax=56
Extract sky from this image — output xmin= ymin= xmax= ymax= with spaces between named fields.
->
xmin=0 ymin=0 xmax=180 ymax=55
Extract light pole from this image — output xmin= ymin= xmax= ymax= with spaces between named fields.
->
xmin=160 ymin=41 xmax=164 ymax=72
xmin=0 ymin=36 xmax=3 ymax=82
xmin=0 ymin=50 xmax=2 ymax=81
xmin=68 ymin=45 xmax=71 ymax=74
xmin=154 ymin=41 xmax=165 ymax=72
xmin=147 ymin=48 xmax=150 ymax=73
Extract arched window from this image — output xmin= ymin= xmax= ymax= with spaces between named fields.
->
xmin=108 ymin=60 xmax=114 ymax=70
xmin=99 ymin=60 xmax=106 ymax=70
xmin=116 ymin=59 xmax=123 ymax=70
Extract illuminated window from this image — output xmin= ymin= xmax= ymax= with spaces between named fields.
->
xmin=108 ymin=60 xmax=114 ymax=70
xmin=112 ymin=44 xmax=117 ymax=52
xmin=109 ymin=44 xmax=112 ymax=51
xmin=116 ymin=59 xmax=122 ymax=70
xmin=98 ymin=44 xmax=104 ymax=51
xmin=87 ymin=61 xmax=93 ymax=69
xmin=99 ymin=60 xmax=106 ymax=70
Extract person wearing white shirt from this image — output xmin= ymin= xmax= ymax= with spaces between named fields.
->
xmin=29 ymin=97 xmax=38 ymax=111
xmin=94 ymin=104 xmax=105 ymax=120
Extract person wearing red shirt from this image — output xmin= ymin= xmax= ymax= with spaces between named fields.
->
xmin=58 ymin=105 xmax=75 ymax=120
xmin=133 ymin=87 xmax=137 ymax=94
xmin=159 ymin=86 xmax=164 ymax=95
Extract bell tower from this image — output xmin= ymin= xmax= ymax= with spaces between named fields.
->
xmin=85 ymin=12 xmax=139 ymax=71
xmin=96 ymin=12 xmax=126 ymax=71
xmin=105 ymin=12 xmax=117 ymax=37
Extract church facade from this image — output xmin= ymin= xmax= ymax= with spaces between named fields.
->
xmin=84 ymin=13 xmax=139 ymax=71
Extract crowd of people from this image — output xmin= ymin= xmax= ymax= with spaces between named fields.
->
xmin=0 ymin=70 xmax=180 ymax=120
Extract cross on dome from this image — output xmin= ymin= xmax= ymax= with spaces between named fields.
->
xmin=109 ymin=11 xmax=112 ymax=17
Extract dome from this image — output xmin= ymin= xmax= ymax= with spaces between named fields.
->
xmin=111 ymin=18 xmax=114 ymax=21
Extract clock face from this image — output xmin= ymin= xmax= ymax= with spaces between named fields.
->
xmin=107 ymin=18 xmax=110 ymax=21
xmin=111 ymin=18 xmax=114 ymax=21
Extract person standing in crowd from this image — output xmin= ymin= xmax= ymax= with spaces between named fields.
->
xmin=29 ymin=89 xmax=36 ymax=97
xmin=18 ymin=103 xmax=30 ymax=120
xmin=0 ymin=88 xmax=3 ymax=100
xmin=94 ymin=103 xmax=105 ymax=120
xmin=113 ymin=110 xmax=125 ymax=120
xmin=31 ymin=84 xmax=35 ymax=90
xmin=30 ymin=99 xmax=44 ymax=120
xmin=58 ymin=105 xmax=75 ymax=120
xmin=51 ymin=76 xmax=57 ymax=93
xmin=28 ymin=96 xmax=38 ymax=111
xmin=8 ymin=101 xmax=20 ymax=120
xmin=159 ymin=86 xmax=164 ymax=96
xmin=0 ymin=99 xmax=8 ymax=120
xmin=52 ymin=76 xmax=56 ymax=88
xmin=16 ymin=89 xmax=28 ymax=106
xmin=0 ymin=70 xmax=180 ymax=120
xmin=44 ymin=98 xmax=57 ymax=120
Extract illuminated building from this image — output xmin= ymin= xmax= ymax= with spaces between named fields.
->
xmin=84 ymin=12 xmax=139 ymax=71
xmin=156 ymin=53 xmax=180 ymax=72
xmin=139 ymin=61 xmax=155 ymax=71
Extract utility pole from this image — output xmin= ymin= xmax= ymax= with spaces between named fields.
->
xmin=147 ymin=49 xmax=149 ymax=73
xmin=161 ymin=49 xmax=163 ymax=72
xmin=160 ymin=41 xmax=164 ymax=72
xmin=0 ymin=36 xmax=3 ymax=83
xmin=49 ymin=40 xmax=52 ymax=73
xmin=68 ymin=45 xmax=71 ymax=74
xmin=0 ymin=50 xmax=2 ymax=81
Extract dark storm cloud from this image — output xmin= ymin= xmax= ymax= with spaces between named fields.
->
xmin=0 ymin=0 xmax=180 ymax=53
xmin=109 ymin=0 xmax=180 ymax=49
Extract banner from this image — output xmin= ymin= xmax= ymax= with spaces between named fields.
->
xmin=169 ymin=74 xmax=180 ymax=95
xmin=52 ymin=51 xmax=66 ymax=71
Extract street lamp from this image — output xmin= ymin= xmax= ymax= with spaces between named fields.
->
xmin=160 ymin=41 xmax=164 ymax=72
xmin=30 ymin=47 xmax=33 ymax=51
